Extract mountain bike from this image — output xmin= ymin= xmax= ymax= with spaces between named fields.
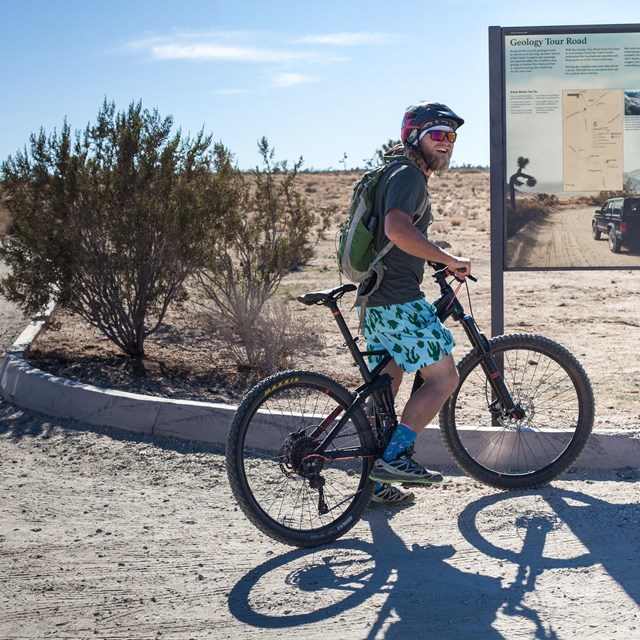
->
xmin=226 ymin=263 xmax=595 ymax=547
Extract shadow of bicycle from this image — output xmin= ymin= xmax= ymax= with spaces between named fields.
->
xmin=228 ymin=505 xmax=504 ymax=638
xmin=228 ymin=487 xmax=639 ymax=639
xmin=458 ymin=488 xmax=640 ymax=625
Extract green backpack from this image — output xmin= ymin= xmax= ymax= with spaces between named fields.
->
xmin=337 ymin=157 xmax=425 ymax=291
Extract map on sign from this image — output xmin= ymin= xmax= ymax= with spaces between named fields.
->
xmin=562 ymin=89 xmax=623 ymax=191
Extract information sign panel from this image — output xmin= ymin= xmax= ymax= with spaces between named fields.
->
xmin=490 ymin=24 xmax=640 ymax=271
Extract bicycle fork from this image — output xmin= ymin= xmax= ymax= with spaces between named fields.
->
xmin=459 ymin=314 xmax=525 ymax=422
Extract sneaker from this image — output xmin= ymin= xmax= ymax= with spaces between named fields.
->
xmin=369 ymin=447 xmax=443 ymax=485
xmin=371 ymin=483 xmax=415 ymax=505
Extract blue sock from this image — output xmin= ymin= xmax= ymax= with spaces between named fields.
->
xmin=382 ymin=423 xmax=416 ymax=462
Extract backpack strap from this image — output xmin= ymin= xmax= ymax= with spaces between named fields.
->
xmin=368 ymin=159 xmax=429 ymax=270
xmin=355 ymin=160 xmax=429 ymax=332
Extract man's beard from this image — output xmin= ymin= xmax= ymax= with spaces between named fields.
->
xmin=421 ymin=146 xmax=451 ymax=171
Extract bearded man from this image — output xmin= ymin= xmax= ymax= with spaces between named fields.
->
xmin=362 ymin=102 xmax=472 ymax=506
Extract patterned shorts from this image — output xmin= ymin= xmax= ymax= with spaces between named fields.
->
xmin=361 ymin=298 xmax=455 ymax=373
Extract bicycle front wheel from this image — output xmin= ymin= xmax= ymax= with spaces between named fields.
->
xmin=226 ymin=370 xmax=375 ymax=547
xmin=440 ymin=334 xmax=594 ymax=489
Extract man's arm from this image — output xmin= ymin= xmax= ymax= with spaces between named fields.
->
xmin=385 ymin=208 xmax=472 ymax=277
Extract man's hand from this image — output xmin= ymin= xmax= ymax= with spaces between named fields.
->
xmin=445 ymin=256 xmax=472 ymax=279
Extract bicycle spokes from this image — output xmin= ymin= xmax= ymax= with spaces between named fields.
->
xmin=440 ymin=335 xmax=593 ymax=487
xmin=227 ymin=372 xmax=376 ymax=546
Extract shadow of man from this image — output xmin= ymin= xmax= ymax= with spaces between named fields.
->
xmin=361 ymin=508 xmax=505 ymax=639
xmin=458 ymin=487 xmax=640 ymax=638
xmin=229 ymin=505 xmax=507 ymax=639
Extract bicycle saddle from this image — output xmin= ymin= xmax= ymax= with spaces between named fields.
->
xmin=297 ymin=284 xmax=357 ymax=306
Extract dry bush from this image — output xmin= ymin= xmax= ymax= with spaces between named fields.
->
xmin=199 ymin=140 xmax=334 ymax=375
xmin=202 ymin=298 xmax=323 ymax=376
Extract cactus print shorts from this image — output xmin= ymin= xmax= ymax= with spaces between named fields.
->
xmin=362 ymin=298 xmax=455 ymax=373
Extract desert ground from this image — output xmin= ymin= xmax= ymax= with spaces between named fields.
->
xmin=1 ymin=170 xmax=639 ymax=639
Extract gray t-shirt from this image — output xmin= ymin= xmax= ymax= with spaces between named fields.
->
xmin=365 ymin=161 xmax=432 ymax=307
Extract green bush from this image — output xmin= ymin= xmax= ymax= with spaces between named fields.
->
xmin=0 ymin=99 xmax=238 ymax=360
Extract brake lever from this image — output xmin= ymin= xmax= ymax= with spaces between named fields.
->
xmin=428 ymin=261 xmax=477 ymax=283
xmin=448 ymin=268 xmax=477 ymax=283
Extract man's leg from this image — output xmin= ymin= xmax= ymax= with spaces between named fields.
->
xmin=383 ymin=359 xmax=404 ymax=397
xmin=364 ymin=298 xmax=458 ymax=486
xmin=370 ymin=359 xmax=417 ymax=505
xmin=399 ymin=354 xmax=459 ymax=434
xmin=370 ymin=355 xmax=459 ymax=485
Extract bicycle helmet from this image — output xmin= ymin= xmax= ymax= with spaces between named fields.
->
xmin=401 ymin=102 xmax=464 ymax=146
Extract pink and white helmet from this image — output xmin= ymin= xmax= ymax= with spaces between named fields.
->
xmin=401 ymin=102 xmax=464 ymax=146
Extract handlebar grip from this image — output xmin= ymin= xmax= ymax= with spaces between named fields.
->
xmin=428 ymin=260 xmax=476 ymax=282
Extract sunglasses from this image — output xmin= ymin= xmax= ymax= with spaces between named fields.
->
xmin=420 ymin=129 xmax=457 ymax=143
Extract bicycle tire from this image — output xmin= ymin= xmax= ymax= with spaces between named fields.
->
xmin=226 ymin=370 xmax=375 ymax=547
xmin=439 ymin=334 xmax=594 ymax=489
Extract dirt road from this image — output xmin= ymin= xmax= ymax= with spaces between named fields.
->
xmin=1 ymin=403 xmax=639 ymax=639
xmin=1 ymin=252 xmax=639 ymax=638
xmin=1 ymin=274 xmax=638 ymax=638
xmin=507 ymin=206 xmax=640 ymax=269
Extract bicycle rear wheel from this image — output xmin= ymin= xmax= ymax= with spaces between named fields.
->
xmin=439 ymin=334 xmax=594 ymax=489
xmin=226 ymin=370 xmax=375 ymax=547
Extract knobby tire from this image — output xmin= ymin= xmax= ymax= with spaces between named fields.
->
xmin=439 ymin=334 xmax=595 ymax=489
xmin=226 ymin=370 xmax=375 ymax=547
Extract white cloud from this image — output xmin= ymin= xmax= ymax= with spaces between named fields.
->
xmin=150 ymin=43 xmax=301 ymax=63
xmin=121 ymin=29 xmax=371 ymax=94
xmin=124 ymin=32 xmax=349 ymax=63
xmin=272 ymin=73 xmax=318 ymax=88
xmin=297 ymin=32 xmax=397 ymax=46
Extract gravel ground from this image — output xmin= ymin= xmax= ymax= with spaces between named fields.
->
xmin=1 ymin=260 xmax=640 ymax=639
xmin=1 ymin=408 xmax=639 ymax=640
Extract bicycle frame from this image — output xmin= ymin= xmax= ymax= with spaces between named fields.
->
xmin=429 ymin=266 xmax=524 ymax=422
xmin=298 ymin=264 xmax=524 ymax=463
xmin=304 ymin=291 xmax=396 ymax=461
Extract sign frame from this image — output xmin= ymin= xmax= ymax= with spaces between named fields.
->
xmin=488 ymin=23 xmax=640 ymax=337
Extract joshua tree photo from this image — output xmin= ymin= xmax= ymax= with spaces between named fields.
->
xmin=509 ymin=156 xmax=537 ymax=213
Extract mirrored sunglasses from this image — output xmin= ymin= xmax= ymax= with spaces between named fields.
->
xmin=420 ymin=129 xmax=457 ymax=143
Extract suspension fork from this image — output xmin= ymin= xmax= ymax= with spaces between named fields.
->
xmin=458 ymin=314 xmax=525 ymax=420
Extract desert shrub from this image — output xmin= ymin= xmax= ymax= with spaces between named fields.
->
xmin=204 ymin=298 xmax=323 ymax=376
xmin=0 ymin=99 xmax=238 ymax=360
xmin=198 ymin=137 xmax=334 ymax=374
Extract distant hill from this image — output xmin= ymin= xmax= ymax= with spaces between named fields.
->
xmin=625 ymin=92 xmax=640 ymax=115
xmin=625 ymin=169 xmax=640 ymax=190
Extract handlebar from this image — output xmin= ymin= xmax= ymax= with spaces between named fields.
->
xmin=428 ymin=261 xmax=477 ymax=283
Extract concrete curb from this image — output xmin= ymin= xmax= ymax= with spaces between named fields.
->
xmin=1 ymin=307 xmax=639 ymax=471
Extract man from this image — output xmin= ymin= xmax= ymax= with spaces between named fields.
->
xmin=365 ymin=101 xmax=472 ymax=506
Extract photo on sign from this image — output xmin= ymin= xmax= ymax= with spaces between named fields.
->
xmin=501 ymin=29 xmax=640 ymax=269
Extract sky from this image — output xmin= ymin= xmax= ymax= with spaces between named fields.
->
xmin=2 ymin=0 xmax=639 ymax=171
